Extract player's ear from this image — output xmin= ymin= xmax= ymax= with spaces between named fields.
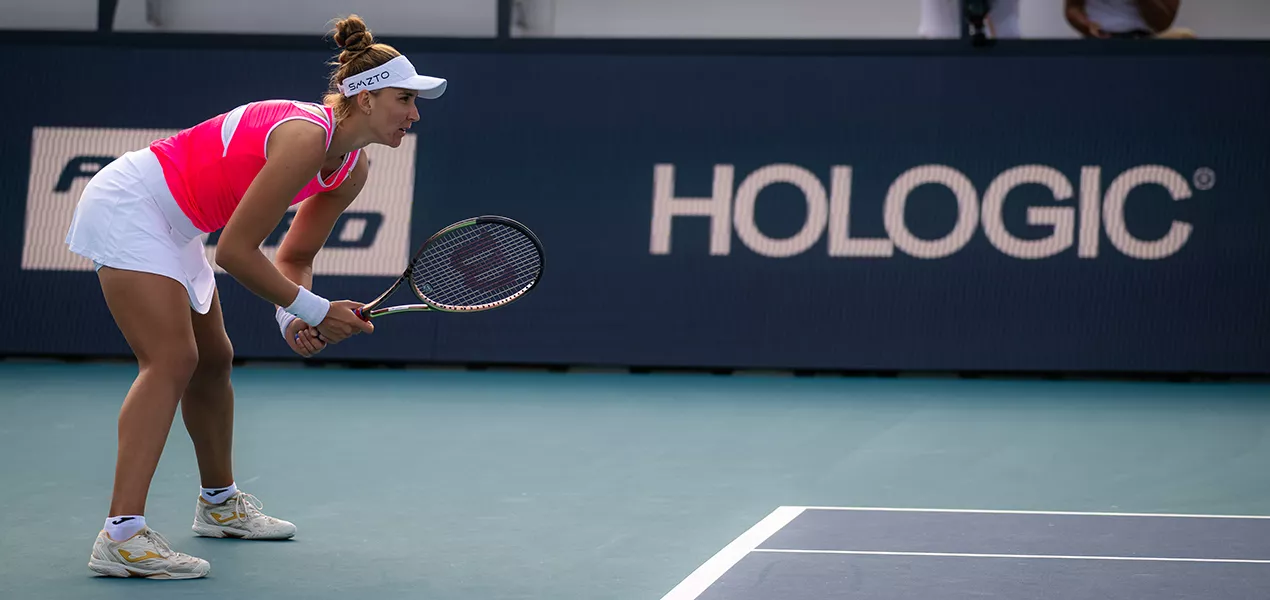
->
xmin=357 ymin=90 xmax=374 ymax=115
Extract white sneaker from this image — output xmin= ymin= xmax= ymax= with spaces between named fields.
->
xmin=192 ymin=491 xmax=297 ymax=540
xmin=88 ymin=527 xmax=211 ymax=579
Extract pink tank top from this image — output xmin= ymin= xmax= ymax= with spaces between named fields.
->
xmin=149 ymin=99 xmax=363 ymax=233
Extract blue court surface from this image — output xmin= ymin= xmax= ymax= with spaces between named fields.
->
xmin=664 ymin=507 xmax=1270 ymax=599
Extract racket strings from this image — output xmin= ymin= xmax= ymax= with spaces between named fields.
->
xmin=411 ymin=223 xmax=542 ymax=308
xmin=420 ymin=239 xmax=537 ymax=306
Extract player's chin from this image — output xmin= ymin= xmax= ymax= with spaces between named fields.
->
xmin=381 ymin=128 xmax=408 ymax=147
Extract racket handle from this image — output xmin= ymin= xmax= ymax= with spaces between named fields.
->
xmin=354 ymin=307 xmax=369 ymax=321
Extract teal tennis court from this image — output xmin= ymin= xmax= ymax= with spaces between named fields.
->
xmin=2 ymin=361 xmax=1267 ymax=599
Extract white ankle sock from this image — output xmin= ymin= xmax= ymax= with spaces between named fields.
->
xmin=105 ymin=515 xmax=146 ymax=541
xmin=201 ymin=483 xmax=237 ymax=504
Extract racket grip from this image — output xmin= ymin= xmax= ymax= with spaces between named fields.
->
xmin=354 ymin=307 xmax=368 ymax=321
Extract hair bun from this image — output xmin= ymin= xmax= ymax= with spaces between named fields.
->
xmin=332 ymin=14 xmax=375 ymax=62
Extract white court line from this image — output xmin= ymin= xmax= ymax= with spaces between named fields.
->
xmin=795 ymin=506 xmax=1270 ymax=519
xmin=659 ymin=506 xmax=805 ymax=600
xmin=753 ymin=548 xmax=1270 ymax=564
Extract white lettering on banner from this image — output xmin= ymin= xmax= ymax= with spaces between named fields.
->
xmin=733 ymin=164 xmax=828 ymax=258
xmin=1103 ymin=165 xmax=1193 ymax=259
xmin=650 ymin=162 xmax=1203 ymax=260
xmin=980 ymin=165 xmax=1073 ymax=260
xmin=649 ymin=164 xmax=733 ymax=255
xmin=827 ymin=166 xmax=889 ymax=257
xmin=885 ymin=165 xmax=979 ymax=259
xmin=21 ymin=127 xmax=415 ymax=275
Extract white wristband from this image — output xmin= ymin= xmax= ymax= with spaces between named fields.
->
xmin=284 ymin=287 xmax=330 ymax=327
xmin=275 ymin=305 xmax=297 ymax=337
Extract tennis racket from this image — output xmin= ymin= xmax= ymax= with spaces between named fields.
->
xmin=353 ymin=215 xmax=545 ymax=320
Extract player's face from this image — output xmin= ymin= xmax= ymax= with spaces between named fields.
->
xmin=370 ymin=88 xmax=420 ymax=148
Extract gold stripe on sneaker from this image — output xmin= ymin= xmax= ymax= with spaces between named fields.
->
xmin=120 ymin=550 xmax=162 ymax=563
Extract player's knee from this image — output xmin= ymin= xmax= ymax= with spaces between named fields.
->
xmin=193 ymin=334 xmax=234 ymax=383
xmin=140 ymin=342 xmax=200 ymax=387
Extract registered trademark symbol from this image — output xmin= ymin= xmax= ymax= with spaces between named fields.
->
xmin=1193 ymin=167 xmax=1215 ymax=191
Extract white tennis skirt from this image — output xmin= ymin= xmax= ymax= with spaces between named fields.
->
xmin=64 ymin=148 xmax=216 ymax=314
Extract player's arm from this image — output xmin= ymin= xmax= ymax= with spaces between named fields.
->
xmin=215 ymin=120 xmax=329 ymax=306
xmin=215 ymin=120 xmax=371 ymax=341
xmin=274 ymin=150 xmax=369 ymax=292
xmin=1135 ymin=0 xmax=1179 ymax=33
xmin=1064 ymin=0 xmax=1106 ymax=37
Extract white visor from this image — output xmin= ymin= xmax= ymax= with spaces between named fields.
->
xmin=338 ymin=55 xmax=447 ymax=99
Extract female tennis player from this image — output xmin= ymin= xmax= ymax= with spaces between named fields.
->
xmin=65 ymin=15 xmax=446 ymax=579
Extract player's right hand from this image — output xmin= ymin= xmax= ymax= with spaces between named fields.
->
xmin=315 ymin=300 xmax=375 ymax=343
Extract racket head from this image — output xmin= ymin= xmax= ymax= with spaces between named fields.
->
xmin=406 ymin=215 xmax=545 ymax=313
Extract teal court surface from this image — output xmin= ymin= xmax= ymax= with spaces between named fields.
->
xmin=1 ymin=361 xmax=1267 ymax=599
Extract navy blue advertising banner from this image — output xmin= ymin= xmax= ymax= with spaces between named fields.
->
xmin=2 ymin=43 xmax=1267 ymax=373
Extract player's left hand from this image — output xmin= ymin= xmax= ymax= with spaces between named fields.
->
xmin=284 ymin=317 xmax=327 ymax=357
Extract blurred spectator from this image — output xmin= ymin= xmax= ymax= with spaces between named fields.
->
xmin=920 ymin=0 xmax=1021 ymax=39
xmin=1064 ymin=0 xmax=1195 ymax=38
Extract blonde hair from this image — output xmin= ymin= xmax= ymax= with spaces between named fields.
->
xmin=324 ymin=15 xmax=401 ymax=123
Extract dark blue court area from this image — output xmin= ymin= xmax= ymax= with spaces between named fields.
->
xmin=667 ymin=507 xmax=1270 ymax=600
